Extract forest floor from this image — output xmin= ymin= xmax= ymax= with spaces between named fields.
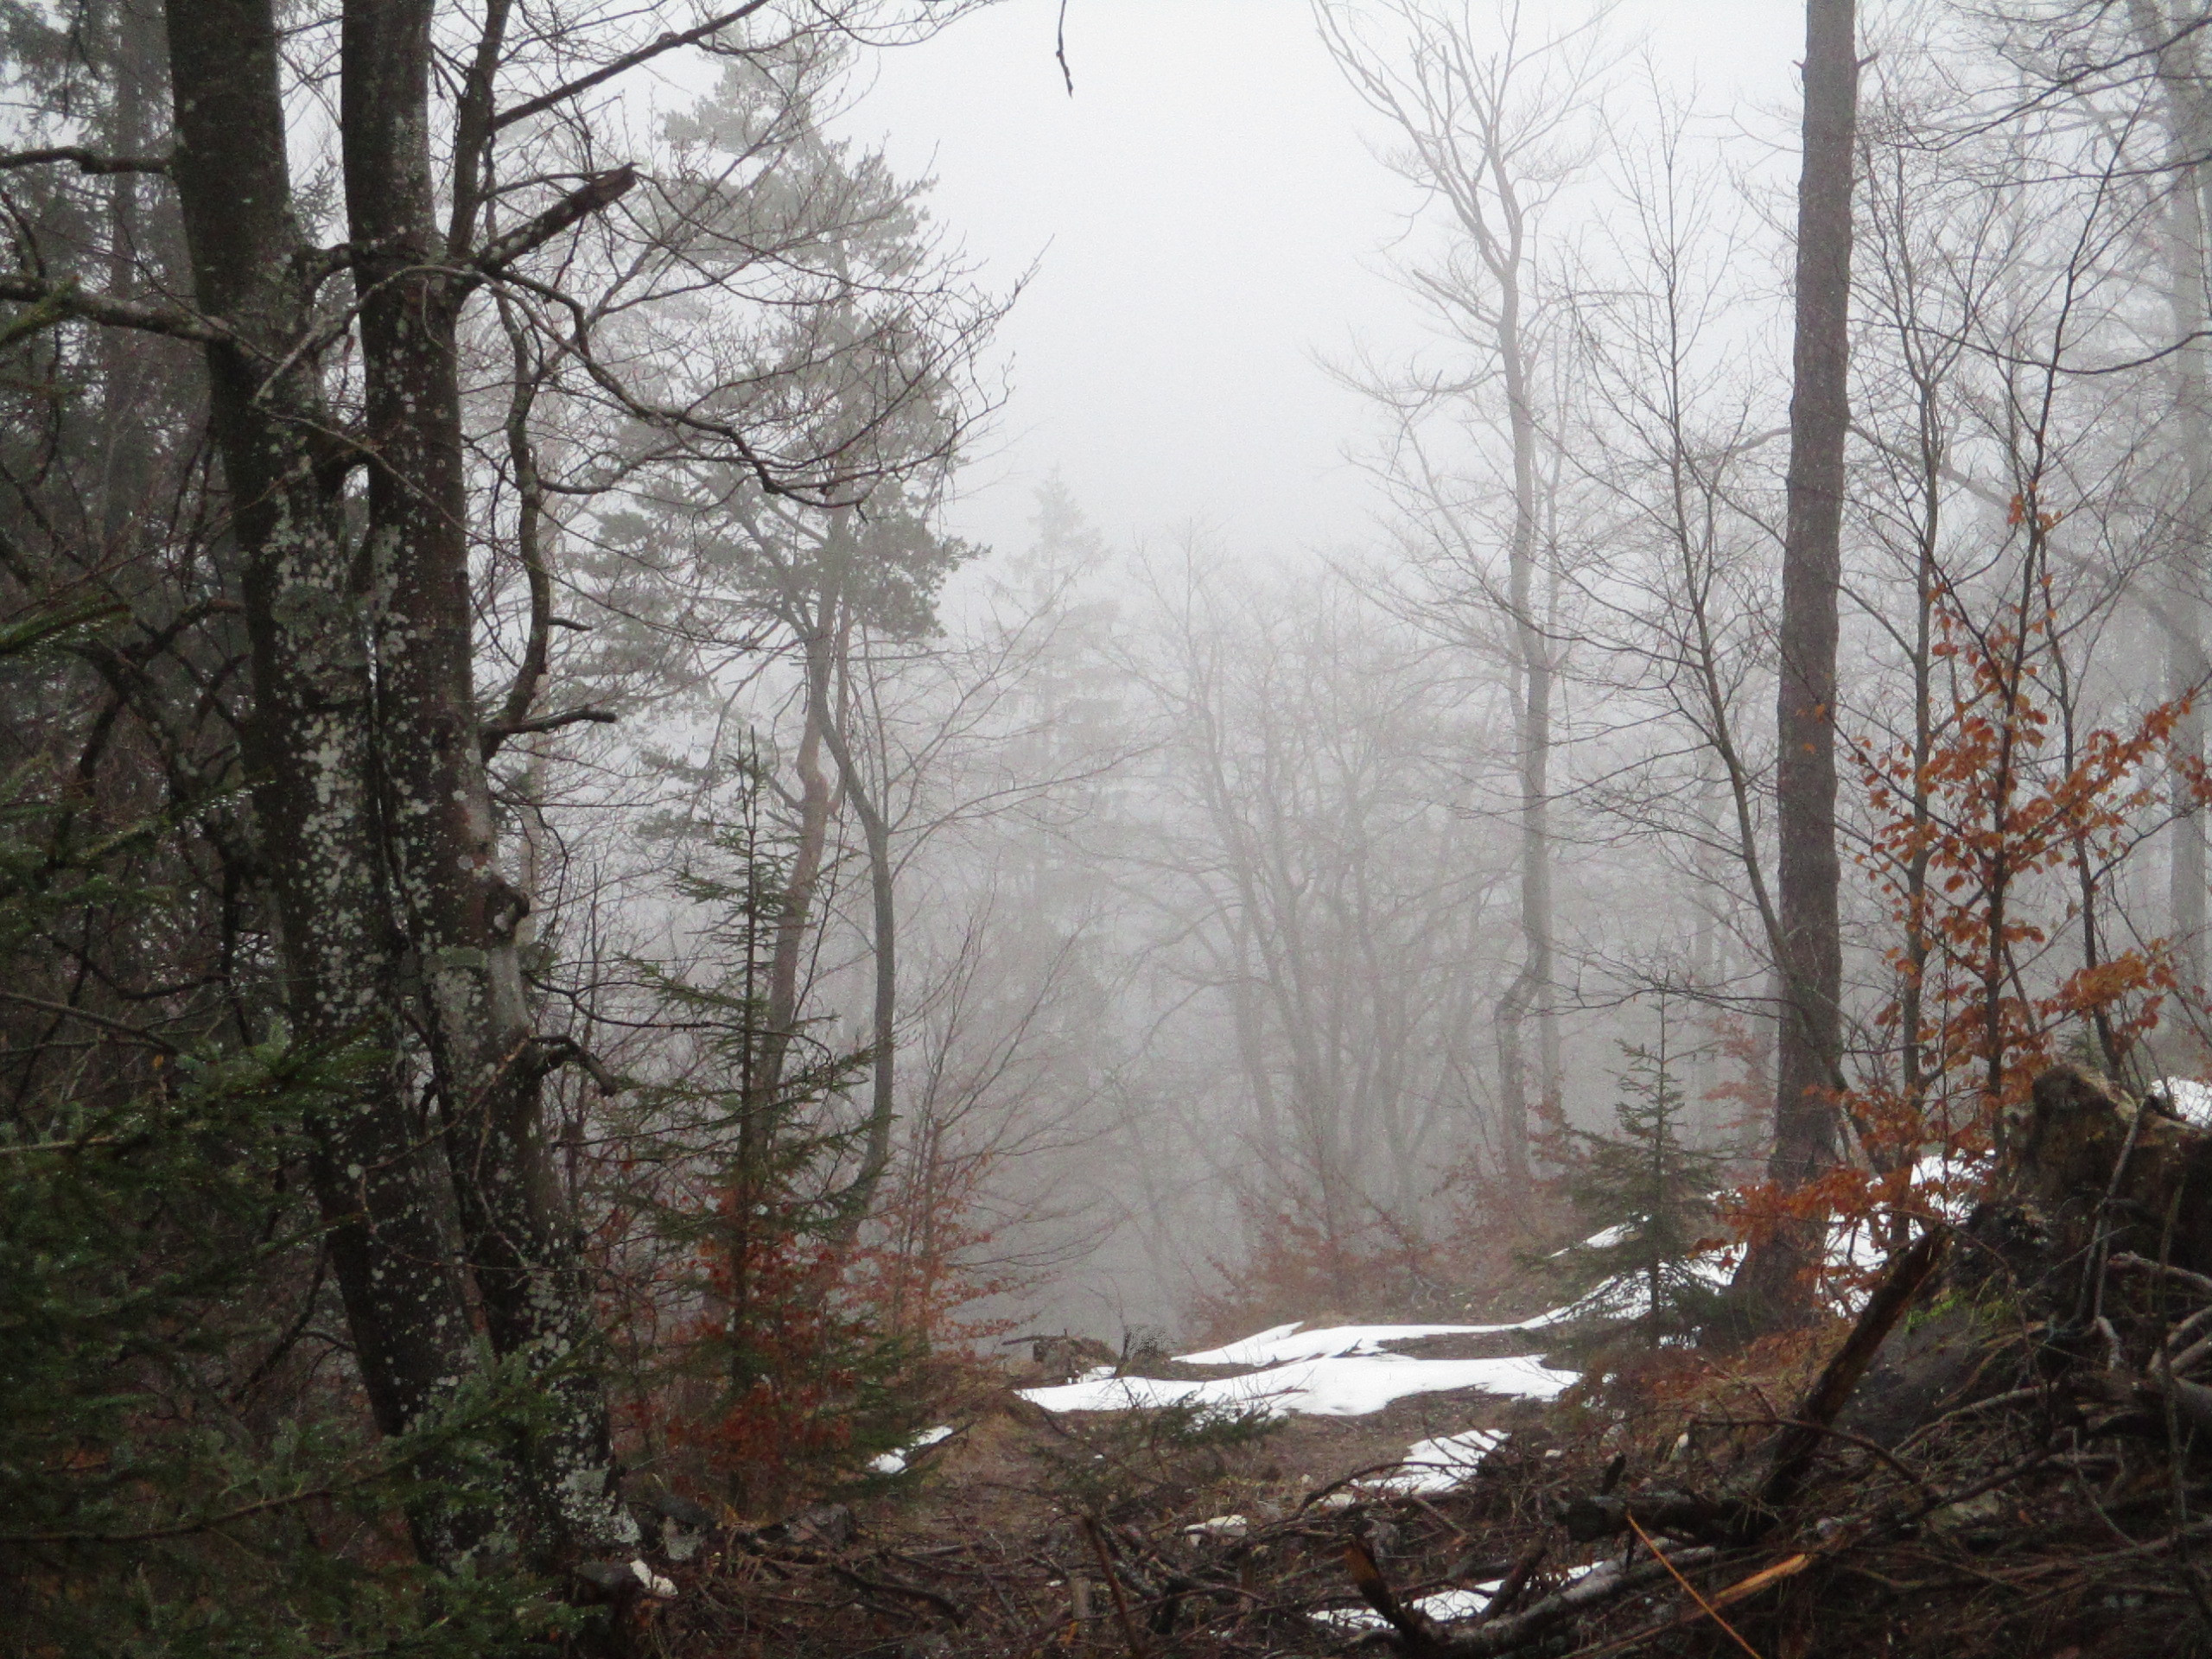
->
xmin=598 ymin=1075 xmax=2212 ymax=1657
xmin=652 ymin=1340 xmax=1580 ymax=1659
xmin=632 ymin=1233 xmax=2212 ymax=1659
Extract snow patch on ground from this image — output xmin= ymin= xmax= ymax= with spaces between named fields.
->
xmin=1553 ymin=1222 xmax=1633 ymax=1255
xmin=1019 ymin=1351 xmax=1578 ymax=1418
xmin=2164 ymin=1078 xmax=2212 ymax=1127
xmin=1312 ymin=1581 xmax=1503 ymax=1630
xmin=1364 ymin=1427 xmax=1505 ymax=1494
xmin=1179 ymin=1321 xmax=1535 ymax=1367
xmin=868 ymin=1423 xmax=955 ymax=1475
xmin=1312 ymin=1558 xmax=1611 ymax=1627
xmin=1181 ymin=1514 xmax=1249 ymax=1539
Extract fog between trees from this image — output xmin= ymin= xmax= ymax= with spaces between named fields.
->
xmin=4 ymin=0 xmax=2212 ymax=1630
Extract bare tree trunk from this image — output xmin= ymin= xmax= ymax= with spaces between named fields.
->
xmin=756 ymin=578 xmax=845 ymax=1109
xmin=1315 ymin=0 xmax=1574 ymax=1185
xmin=814 ymin=665 xmax=899 ymax=1226
xmin=163 ymin=0 xmax=488 ymax=1567
xmin=1418 ymin=105 xmax=1547 ymax=1191
xmin=785 ymin=515 xmax=898 ymax=1228
xmin=1494 ymin=543 xmax=1552 ymax=1183
xmin=2135 ymin=0 xmax=2212 ymax=1003
xmin=340 ymin=0 xmax=623 ymax=1555
xmin=758 ymin=516 xmax=899 ymax=1232
xmin=1488 ymin=79 xmax=1556 ymax=1189
xmin=96 ymin=0 xmax=158 ymax=551
xmin=1736 ymin=0 xmax=1858 ymax=1320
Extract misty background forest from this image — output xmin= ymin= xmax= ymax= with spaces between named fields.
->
xmin=14 ymin=0 xmax=2212 ymax=1654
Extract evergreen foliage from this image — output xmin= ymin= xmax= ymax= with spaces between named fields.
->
xmin=0 ymin=802 xmax=564 ymax=1653
xmin=1551 ymin=1009 xmax=1728 ymax=1344
xmin=616 ymin=770 xmax=927 ymax=1512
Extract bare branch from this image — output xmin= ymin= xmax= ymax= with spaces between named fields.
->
xmin=471 ymin=166 xmax=639 ymax=278
xmin=489 ymin=2 xmax=779 ymax=133
xmin=480 ymin=705 xmax=618 ymax=759
xmin=0 ymin=275 xmax=234 ymax=344
xmin=0 ymin=988 xmax=183 ymax=1054
xmin=0 ymin=146 xmax=168 ymax=175
xmin=491 ymin=296 xmax=556 ymax=756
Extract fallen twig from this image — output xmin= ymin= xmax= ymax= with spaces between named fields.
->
xmin=1477 ymin=1540 xmax=1548 ymax=1623
xmin=1624 ymin=1515 xmax=1766 ymax=1659
xmin=827 ymin=1563 xmax=965 ymax=1624
xmin=1081 ymin=1515 xmax=1150 ymax=1659
xmin=1560 ymin=1550 xmax=1815 ymax=1659
xmin=1345 ymin=1532 xmax=1446 ymax=1658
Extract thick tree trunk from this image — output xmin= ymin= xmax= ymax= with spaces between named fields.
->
xmin=339 ymin=0 xmax=623 ymax=1556
xmin=164 ymin=0 xmax=487 ymax=1567
xmin=1736 ymin=0 xmax=1857 ymax=1319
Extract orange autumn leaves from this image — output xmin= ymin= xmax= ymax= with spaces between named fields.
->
xmin=1738 ymin=577 xmax=2198 ymax=1291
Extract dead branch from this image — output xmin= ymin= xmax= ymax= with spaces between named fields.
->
xmin=1433 ymin=1548 xmax=1722 ymax=1657
xmin=1623 ymin=1515 xmax=1767 ymax=1659
xmin=1760 ymin=1224 xmax=1949 ymax=1513
xmin=480 ymin=704 xmax=618 ymax=757
xmin=0 ymin=275 xmax=235 ymax=345
xmin=1080 ymin=1516 xmax=1150 ymax=1659
xmin=470 ymin=166 xmax=638 ymax=279
xmin=1344 ymin=1532 xmax=1447 ymax=1658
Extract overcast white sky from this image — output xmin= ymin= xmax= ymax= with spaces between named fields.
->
xmin=846 ymin=0 xmax=1808 ymax=563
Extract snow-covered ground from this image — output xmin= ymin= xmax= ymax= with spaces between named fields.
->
xmin=1015 ymin=1239 xmax=1641 ymax=1423
xmin=1180 ymin=1321 xmax=1536 ymax=1367
xmin=1177 ymin=1315 xmax=1599 ymax=1368
xmin=1308 ymin=1560 xmax=1606 ymax=1630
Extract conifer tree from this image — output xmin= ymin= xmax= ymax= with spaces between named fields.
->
xmin=617 ymin=760 xmax=923 ymax=1513
xmin=1554 ymin=1001 xmax=1728 ymax=1344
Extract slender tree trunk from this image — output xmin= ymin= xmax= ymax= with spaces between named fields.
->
xmin=726 ymin=573 xmax=842 ymax=1468
xmin=755 ymin=578 xmax=845 ymax=1108
xmin=164 ymin=0 xmax=487 ymax=1567
xmin=1899 ymin=435 xmax=1936 ymax=1136
xmin=340 ymin=0 xmax=623 ymax=1555
xmin=1736 ymin=0 xmax=1857 ymax=1320
xmin=2136 ymin=1 xmax=2212 ymax=1002
xmin=96 ymin=0 xmax=158 ymax=551
xmin=798 ymin=517 xmax=900 ymax=1229
xmin=814 ymin=671 xmax=899 ymax=1227
xmin=1494 ymin=219 xmax=1554 ymax=1186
